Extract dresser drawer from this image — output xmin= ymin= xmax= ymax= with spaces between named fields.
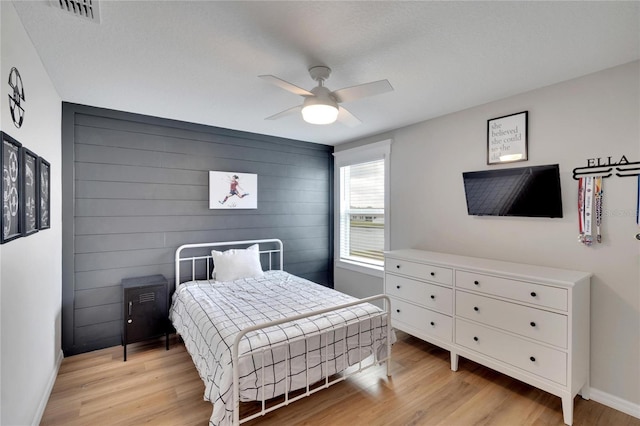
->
xmin=386 ymin=259 xmax=453 ymax=286
xmin=455 ymin=291 xmax=567 ymax=348
xmin=455 ymin=319 xmax=567 ymax=385
xmin=386 ymin=274 xmax=453 ymax=314
xmin=456 ymin=270 xmax=568 ymax=311
xmin=390 ymin=297 xmax=452 ymax=342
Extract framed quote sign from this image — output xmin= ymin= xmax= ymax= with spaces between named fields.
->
xmin=487 ymin=111 xmax=528 ymax=165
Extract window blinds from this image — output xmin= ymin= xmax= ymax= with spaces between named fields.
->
xmin=339 ymin=159 xmax=385 ymax=264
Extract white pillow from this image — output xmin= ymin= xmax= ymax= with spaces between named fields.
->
xmin=211 ymin=244 xmax=264 ymax=282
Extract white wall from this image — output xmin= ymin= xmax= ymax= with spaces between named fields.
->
xmin=334 ymin=267 xmax=383 ymax=300
xmin=335 ymin=61 xmax=640 ymax=414
xmin=0 ymin=2 xmax=62 ymax=424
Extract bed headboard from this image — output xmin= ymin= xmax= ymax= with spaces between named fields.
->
xmin=174 ymin=239 xmax=283 ymax=287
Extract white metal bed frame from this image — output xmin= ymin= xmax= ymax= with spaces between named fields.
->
xmin=174 ymin=239 xmax=392 ymax=426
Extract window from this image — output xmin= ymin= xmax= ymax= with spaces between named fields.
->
xmin=334 ymin=140 xmax=391 ymax=274
xmin=339 ymin=159 xmax=385 ymax=263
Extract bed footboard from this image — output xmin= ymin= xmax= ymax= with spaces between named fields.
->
xmin=231 ymin=294 xmax=392 ymax=425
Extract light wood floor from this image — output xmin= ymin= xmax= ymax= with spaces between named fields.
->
xmin=42 ymin=332 xmax=639 ymax=426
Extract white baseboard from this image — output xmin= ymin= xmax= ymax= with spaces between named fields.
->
xmin=32 ymin=349 xmax=63 ymax=426
xmin=590 ymin=387 xmax=640 ymax=420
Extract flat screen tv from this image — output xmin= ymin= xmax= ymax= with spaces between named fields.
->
xmin=462 ymin=164 xmax=563 ymax=218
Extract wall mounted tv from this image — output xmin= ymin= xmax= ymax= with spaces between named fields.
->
xmin=462 ymin=164 xmax=563 ymax=218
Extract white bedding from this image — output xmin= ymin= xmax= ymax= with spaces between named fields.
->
xmin=169 ymin=270 xmax=390 ymax=426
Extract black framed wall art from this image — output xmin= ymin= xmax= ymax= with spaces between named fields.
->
xmin=487 ymin=111 xmax=528 ymax=165
xmin=1 ymin=132 xmax=23 ymax=243
xmin=38 ymin=157 xmax=50 ymax=230
xmin=22 ymin=147 xmax=39 ymax=236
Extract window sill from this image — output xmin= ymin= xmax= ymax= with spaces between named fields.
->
xmin=334 ymin=259 xmax=384 ymax=278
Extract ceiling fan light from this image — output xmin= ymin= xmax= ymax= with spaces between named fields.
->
xmin=302 ymin=103 xmax=339 ymax=125
xmin=301 ymin=86 xmax=339 ymax=125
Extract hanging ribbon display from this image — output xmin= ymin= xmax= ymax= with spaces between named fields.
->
xmin=637 ymin=175 xmax=640 ymax=226
xmin=594 ymin=176 xmax=603 ymax=243
xmin=573 ymin=156 xmax=640 ymax=242
xmin=583 ymin=176 xmax=594 ymax=246
xmin=578 ymin=175 xmax=604 ymax=246
xmin=636 ymin=175 xmax=640 ymax=241
xmin=578 ymin=177 xmax=585 ymax=244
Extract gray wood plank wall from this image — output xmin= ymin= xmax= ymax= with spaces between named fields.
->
xmin=62 ymin=103 xmax=334 ymax=356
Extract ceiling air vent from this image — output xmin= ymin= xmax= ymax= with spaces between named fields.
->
xmin=50 ymin=0 xmax=100 ymax=23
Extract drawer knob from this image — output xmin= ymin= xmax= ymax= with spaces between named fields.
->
xmin=530 ymin=321 xmax=536 ymax=327
xmin=529 ymin=356 xmax=536 ymax=362
xmin=473 ymin=336 xmax=479 ymax=342
xmin=396 ymin=264 xmax=401 ymax=269
xmin=396 ymin=309 xmax=400 ymax=313
xmin=430 ymin=272 xmax=435 ymax=276
xmin=127 ymin=319 xmax=132 ymax=324
xmin=396 ymin=285 xmax=401 ymax=289
xmin=530 ymin=291 xmax=537 ymax=297
xmin=473 ymin=306 xmax=479 ymax=312
xmin=430 ymin=321 xmax=435 ymax=326
xmin=474 ymin=280 xmax=479 ymax=285
xmin=430 ymin=295 xmax=435 ymax=300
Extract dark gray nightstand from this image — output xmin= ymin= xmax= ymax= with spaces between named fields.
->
xmin=122 ymin=274 xmax=169 ymax=361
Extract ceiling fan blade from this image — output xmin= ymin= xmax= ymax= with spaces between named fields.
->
xmin=337 ymin=106 xmax=361 ymax=127
xmin=259 ymin=75 xmax=314 ymax=97
xmin=265 ymin=105 xmax=302 ymax=121
xmin=332 ymin=79 xmax=393 ymax=103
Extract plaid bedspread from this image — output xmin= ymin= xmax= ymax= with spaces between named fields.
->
xmin=169 ymin=270 xmax=390 ymax=426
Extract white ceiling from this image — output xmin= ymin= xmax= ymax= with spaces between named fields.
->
xmin=12 ymin=1 xmax=640 ymax=146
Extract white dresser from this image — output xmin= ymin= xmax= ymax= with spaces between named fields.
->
xmin=384 ymin=249 xmax=591 ymax=425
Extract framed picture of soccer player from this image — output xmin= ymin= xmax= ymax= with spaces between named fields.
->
xmin=209 ymin=171 xmax=257 ymax=209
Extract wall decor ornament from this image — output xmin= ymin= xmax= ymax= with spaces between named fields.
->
xmin=38 ymin=157 xmax=51 ymax=230
xmin=8 ymin=67 xmax=25 ymax=129
xmin=487 ymin=111 xmax=528 ymax=164
xmin=1 ymin=132 xmax=23 ymax=243
xmin=572 ymin=155 xmax=640 ymax=243
xmin=572 ymin=155 xmax=639 ymax=180
xmin=209 ymin=171 xmax=257 ymax=209
xmin=21 ymin=147 xmax=39 ymax=235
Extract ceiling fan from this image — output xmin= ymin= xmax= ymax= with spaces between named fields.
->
xmin=259 ymin=66 xmax=393 ymax=126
